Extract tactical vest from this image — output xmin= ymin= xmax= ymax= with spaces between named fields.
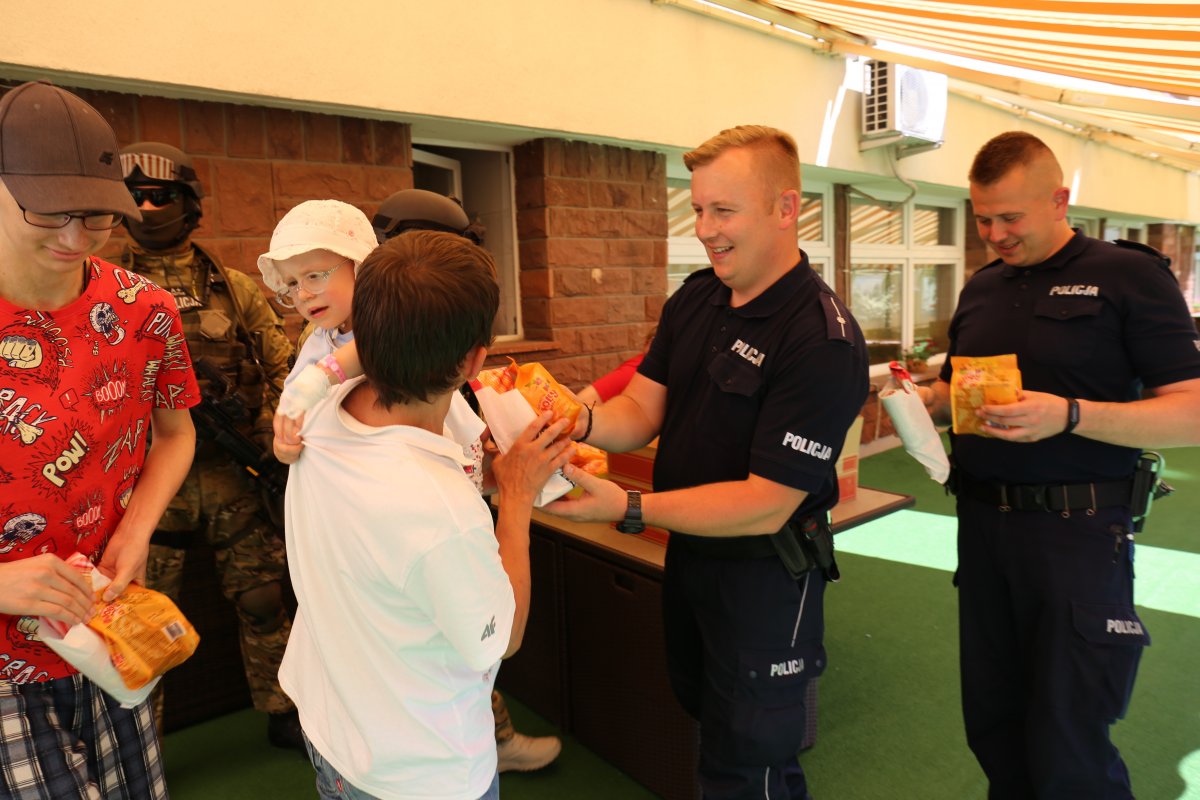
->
xmin=121 ymin=243 xmax=267 ymax=429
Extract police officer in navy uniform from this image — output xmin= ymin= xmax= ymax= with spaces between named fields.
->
xmin=920 ymin=131 xmax=1200 ymax=798
xmin=544 ymin=125 xmax=868 ymax=799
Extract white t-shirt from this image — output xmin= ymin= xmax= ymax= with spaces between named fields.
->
xmin=279 ymin=379 xmax=515 ymax=800
xmin=285 ymin=327 xmax=487 ymax=491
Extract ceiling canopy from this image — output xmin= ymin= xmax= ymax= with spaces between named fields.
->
xmin=658 ymin=0 xmax=1200 ymax=171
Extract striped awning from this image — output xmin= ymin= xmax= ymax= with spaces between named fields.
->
xmin=769 ymin=0 xmax=1200 ymax=99
xmin=657 ymin=0 xmax=1200 ymax=171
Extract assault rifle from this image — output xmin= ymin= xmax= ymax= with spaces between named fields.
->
xmin=191 ymin=357 xmax=288 ymax=501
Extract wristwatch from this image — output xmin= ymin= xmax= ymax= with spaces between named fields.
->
xmin=615 ymin=490 xmax=645 ymax=534
xmin=1064 ymin=398 xmax=1081 ymax=434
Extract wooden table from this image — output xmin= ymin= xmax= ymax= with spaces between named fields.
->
xmin=496 ymin=486 xmax=913 ymax=800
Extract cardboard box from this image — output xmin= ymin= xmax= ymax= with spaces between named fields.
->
xmin=836 ymin=416 xmax=864 ymax=503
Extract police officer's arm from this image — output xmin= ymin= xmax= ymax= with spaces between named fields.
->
xmin=980 ymin=378 xmax=1200 ymax=448
xmin=553 ymin=464 xmax=805 ymax=537
xmin=573 ymin=371 xmax=665 ymax=453
xmin=96 ymin=406 xmax=196 ymax=600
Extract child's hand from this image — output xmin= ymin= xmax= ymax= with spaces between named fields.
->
xmin=273 ymin=410 xmax=305 ymax=464
xmin=493 ymin=413 xmax=574 ymax=506
xmin=278 ymin=364 xmax=331 ymax=420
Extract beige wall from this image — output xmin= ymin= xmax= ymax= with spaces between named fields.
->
xmin=3 ymin=0 xmax=1197 ymax=222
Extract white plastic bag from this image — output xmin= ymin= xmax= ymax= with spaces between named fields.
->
xmin=471 ymin=383 xmax=575 ymax=506
xmin=880 ymin=362 xmax=951 ymax=484
xmin=38 ymin=557 xmax=160 ymax=708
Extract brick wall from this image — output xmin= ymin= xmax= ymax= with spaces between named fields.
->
xmin=65 ymin=87 xmax=414 ymax=340
xmin=511 ymin=139 xmax=668 ymax=388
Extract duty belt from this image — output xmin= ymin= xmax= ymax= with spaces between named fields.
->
xmin=954 ymin=470 xmax=1134 ymax=515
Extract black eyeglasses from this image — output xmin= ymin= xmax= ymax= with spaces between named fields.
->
xmin=129 ymin=187 xmax=180 ymax=207
xmin=20 ymin=207 xmax=124 ymax=231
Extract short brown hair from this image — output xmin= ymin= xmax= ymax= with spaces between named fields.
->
xmin=352 ymin=230 xmax=499 ymax=407
xmin=969 ymin=131 xmax=1058 ymax=186
xmin=683 ymin=125 xmax=801 ymax=195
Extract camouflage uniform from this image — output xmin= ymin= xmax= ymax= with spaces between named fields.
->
xmin=122 ymin=241 xmax=295 ymax=716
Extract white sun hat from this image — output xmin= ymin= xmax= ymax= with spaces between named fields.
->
xmin=258 ymin=199 xmax=376 ymax=292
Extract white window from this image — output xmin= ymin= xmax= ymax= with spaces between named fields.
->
xmin=413 ymin=142 xmax=521 ymax=340
xmin=846 ymin=195 xmax=962 ymax=369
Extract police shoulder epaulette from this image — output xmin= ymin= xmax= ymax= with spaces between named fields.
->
xmin=820 ymin=291 xmax=854 ymax=344
xmin=1114 ymin=239 xmax=1171 ymax=270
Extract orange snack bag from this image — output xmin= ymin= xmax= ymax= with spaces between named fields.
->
xmin=476 ymin=360 xmax=518 ymax=393
xmin=571 ymin=442 xmax=609 ymax=476
xmin=950 ymin=354 xmax=1022 ymax=436
xmin=86 ymin=583 xmax=200 ymax=690
xmin=477 ymin=358 xmax=581 ymax=427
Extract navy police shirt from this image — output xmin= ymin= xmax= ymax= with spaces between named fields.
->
xmin=639 ymin=256 xmax=869 ymax=539
xmin=940 ymin=232 xmax=1200 ymax=484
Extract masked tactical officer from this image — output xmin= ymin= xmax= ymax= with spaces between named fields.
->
xmin=119 ymin=142 xmax=301 ymax=749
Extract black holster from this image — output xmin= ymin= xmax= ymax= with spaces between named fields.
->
xmin=770 ymin=515 xmax=839 ymax=582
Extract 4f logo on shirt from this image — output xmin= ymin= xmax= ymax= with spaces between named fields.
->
xmin=480 ymin=615 xmax=497 ymax=641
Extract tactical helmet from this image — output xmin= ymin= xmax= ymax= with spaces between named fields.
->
xmin=119 ymin=142 xmax=204 ymax=199
xmin=371 ymin=189 xmax=481 ymax=245
xmin=120 ymin=141 xmax=204 ymax=250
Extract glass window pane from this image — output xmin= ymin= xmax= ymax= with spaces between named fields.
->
xmin=667 ymin=183 xmax=694 ymax=238
xmin=913 ymin=205 xmax=955 ymax=246
xmin=668 ymin=262 xmax=704 ymax=295
xmin=912 ymin=263 xmax=955 ymax=357
xmin=849 ymin=262 xmax=902 ymax=363
xmin=850 ymin=198 xmax=903 ymax=245
xmin=797 ymin=191 xmax=824 ymax=243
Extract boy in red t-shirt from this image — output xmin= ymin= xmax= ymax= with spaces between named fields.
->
xmin=0 ymin=81 xmax=198 ymax=799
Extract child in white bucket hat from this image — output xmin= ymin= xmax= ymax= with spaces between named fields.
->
xmin=257 ymin=200 xmax=375 ymax=393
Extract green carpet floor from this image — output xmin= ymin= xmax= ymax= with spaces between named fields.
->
xmin=163 ymin=440 xmax=1200 ymax=799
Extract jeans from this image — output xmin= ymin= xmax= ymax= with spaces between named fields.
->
xmin=304 ymin=733 xmax=501 ymax=800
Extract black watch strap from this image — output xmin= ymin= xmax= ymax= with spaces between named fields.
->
xmin=1064 ymin=398 xmax=1080 ymax=434
xmin=615 ymin=490 xmax=645 ymax=534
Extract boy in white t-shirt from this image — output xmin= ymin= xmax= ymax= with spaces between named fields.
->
xmin=279 ymin=230 xmax=573 ymax=800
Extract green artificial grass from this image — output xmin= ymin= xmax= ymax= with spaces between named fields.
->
xmin=162 ymin=440 xmax=1200 ymax=799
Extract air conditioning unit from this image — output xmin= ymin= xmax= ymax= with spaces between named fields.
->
xmin=861 ymin=61 xmax=948 ymax=152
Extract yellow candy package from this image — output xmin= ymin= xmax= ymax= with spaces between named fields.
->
xmin=477 ymin=358 xmax=581 ymax=427
xmin=950 ymin=354 xmax=1022 ymax=436
xmin=86 ymin=582 xmax=201 ymax=690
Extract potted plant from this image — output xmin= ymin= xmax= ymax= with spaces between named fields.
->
xmin=902 ymin=338 xmax=935 ymax=373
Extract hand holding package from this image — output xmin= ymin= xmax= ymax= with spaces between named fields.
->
xmin=39 ymin=553 xmax=200 ymax=707
xmin=473 ymin=359 xmax=577 ymax=506
xmin=880 ymin=362 xmax=950 ymax=483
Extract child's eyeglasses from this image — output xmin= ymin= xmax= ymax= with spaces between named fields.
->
xmin=274 ymin=259 xmax=350 ymax=308
xmin=129 ymin=187 xmax=181 ymax=207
